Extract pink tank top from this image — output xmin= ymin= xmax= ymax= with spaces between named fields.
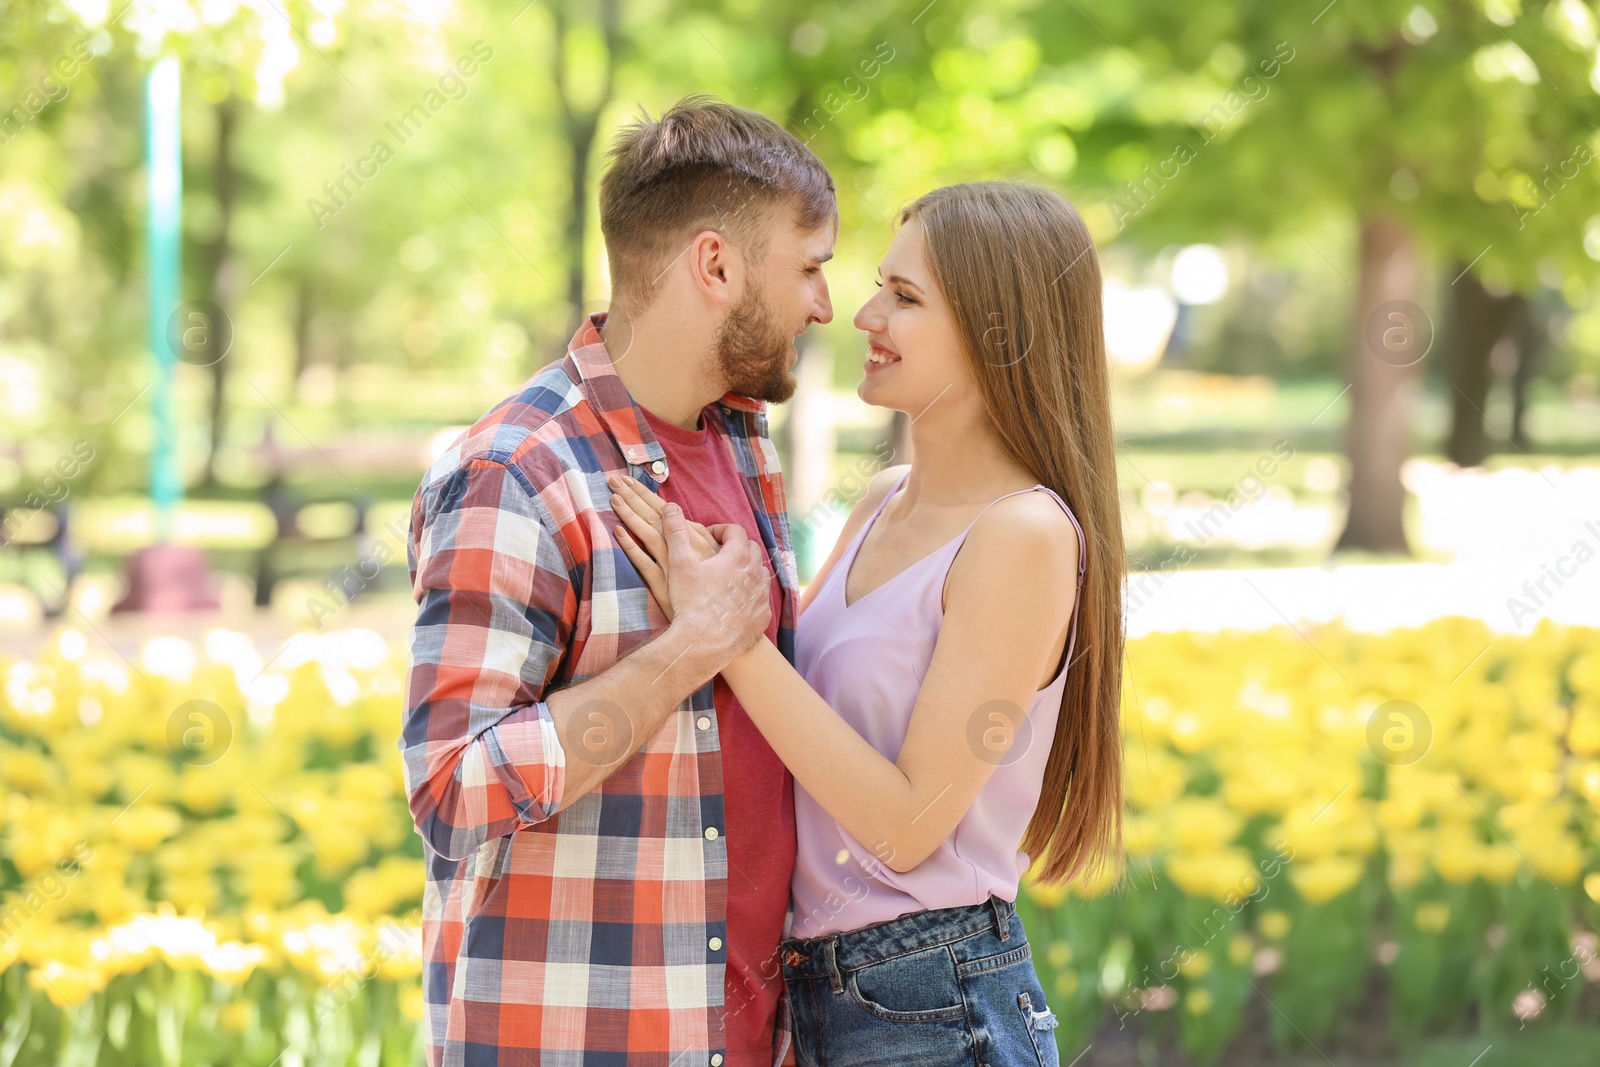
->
xmin=789 ymin=471 xmax=1088 ymax=939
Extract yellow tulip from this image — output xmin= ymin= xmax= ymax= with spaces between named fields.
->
xmin=1124 ymin=747 xmax=1187 ymax=810
xmin=219 ymin=1001 xmax=253 ymax=1032
xmin=1063 ymin=857 xmax=1120 ymax=900
xmin=1166 ymin=797 xmax=1243 ymax=853
xmin=1432 ymin=823 xmax=1481 ymax=884
xmin=1567 ymin=760 xmax=1600 ymax=806
xmin=1478 ymin=844 xmax=1521 ymax=885
xmin=109 ymin=805 xmax=183 ymax=852
xmin=26 ymin=960 xmax=105 ymax=1008
xmin=372 ymin=919 xmax=425 ymax=980
xmin=1289 ymin=856 xmax=1364 ymax=903
xmin=1024 ymin=878 xmax=1069 ymax=908
xmin=399 ymin=982 xmax=425 ymax=1022
xmin=1516 ymin=833 xmax=1583 ymax=884
xmin=1569 ymin=652 xmax=1600 ymax=698
xmin=1568 ymin=707 xmax=1600 ymax=756
xmin=202 ymin=940 xmax=269 ymax=985
xmin=163 ymin=874 xmax=221 ymax=915
xmin=1388 ymin=853 xmax=1425 ymax=890
xmin=1166 ymin=848 xmax=1261 ymax=903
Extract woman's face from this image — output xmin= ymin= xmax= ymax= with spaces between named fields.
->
xmin=851 ymin=218 xmax=973 ymax=416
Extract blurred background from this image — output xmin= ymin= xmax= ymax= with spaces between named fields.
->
xmin=2 ymin=0 xmax=1599 ymax=1064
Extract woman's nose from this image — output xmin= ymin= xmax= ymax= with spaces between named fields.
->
xmin=853 ymin=293 xmax=883 ymax=333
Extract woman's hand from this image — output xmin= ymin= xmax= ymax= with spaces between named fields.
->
xmin=608 ymin=474 xmax=740 ymax=620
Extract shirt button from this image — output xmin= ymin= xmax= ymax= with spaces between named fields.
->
xmin=696 ymin=715 xmax=711 ymax=731
xmin=650 ymin=459 xmax=666 ymax=475
xmin=708 ymin=937 xmax=723 ymax=951
xmin=704 ymin=826 xmax=719 ymax=840
xmin=710 ymin=1056 xmax=724 ymax=1067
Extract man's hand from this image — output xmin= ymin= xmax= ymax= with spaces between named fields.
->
xmin=546 ymin=503 xmax=770 ymax=807
xmin=617 ymin=497 xmax=770 ymax=668
xmin=665 ymin=504 xmax=772 ymax=668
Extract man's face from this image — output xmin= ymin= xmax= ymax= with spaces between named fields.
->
xmin=713 ymin=210 xmax=835 ymax=404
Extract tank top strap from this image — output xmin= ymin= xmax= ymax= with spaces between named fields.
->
xmin=873 ymin=469 xmax=910 ymax=522
xmin=959 ymin=483 xmax=1047 ymax=536
xmin=881 ymin=473 xmax=1089 ymax=588
xmin=957 ymin=484 xmax=1087 ymax=580
xmin=1023 ymin=485 xmax=1089 ymax=588
xmin=1031 ymin=485 xmax=1090 ymax=679
xmin=950 ymin=482 xmax=1090 ymax=683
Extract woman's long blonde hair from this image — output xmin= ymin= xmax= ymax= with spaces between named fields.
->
xmin=901 ymin=181 xmax=1126 ymax=886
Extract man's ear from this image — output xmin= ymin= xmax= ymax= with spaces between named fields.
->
xmin=690 ymin=230 xmax=736 ymax=307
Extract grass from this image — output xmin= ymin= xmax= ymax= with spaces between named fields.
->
xmin=1079 ymin=1015 xmax=1596 ymax=1066
xmin=1408 ymin=1027 xmax=1595 ymax=1067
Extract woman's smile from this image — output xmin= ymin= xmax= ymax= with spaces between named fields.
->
xmin=865 ymin=339 xmax=901 ymax=373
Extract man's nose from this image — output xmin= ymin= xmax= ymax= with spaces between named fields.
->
xmin=813 ymin=280 xmax=834 ymax=325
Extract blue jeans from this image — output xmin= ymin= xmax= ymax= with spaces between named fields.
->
xmin=779 ymin=896 xmax=1061 ymax=1067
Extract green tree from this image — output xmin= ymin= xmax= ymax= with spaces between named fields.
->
xmin=758 ymin=0 xmax=1599 ymax=553
xmin=1007 ymin=0 xmax=1598 ymax=553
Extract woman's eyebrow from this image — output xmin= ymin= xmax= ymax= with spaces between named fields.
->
xmin=886 ymin=273 xmax=924 ymax=292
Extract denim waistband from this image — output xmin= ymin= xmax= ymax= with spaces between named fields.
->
xmin=779 ymin=896 xmax=1016 ymax=980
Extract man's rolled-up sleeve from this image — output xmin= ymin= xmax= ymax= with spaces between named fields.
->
xmin=400 ymin=457 xmax=577 ymax=862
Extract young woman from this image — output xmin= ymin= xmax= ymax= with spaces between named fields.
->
xmin=609 ymin=181 xmax=1126 ymax=1067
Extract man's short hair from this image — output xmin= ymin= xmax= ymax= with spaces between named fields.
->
xmin=599 ymin=95 xmax=836 ymax=308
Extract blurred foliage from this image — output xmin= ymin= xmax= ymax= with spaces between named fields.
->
xmin=2 ymin=0 xmax=1598 ymax=504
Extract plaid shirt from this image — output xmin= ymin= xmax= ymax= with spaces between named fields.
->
xmin=401 ymin=314 xmax=799 ymax=1067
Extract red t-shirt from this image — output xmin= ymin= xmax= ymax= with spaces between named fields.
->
xmin=638 ymin=403 xmax=793 ymax=1065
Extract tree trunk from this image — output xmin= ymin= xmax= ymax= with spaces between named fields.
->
xmin=1508 ymin=295 xmax=1542 ymax=449
xmin=551 ymin=0 xmax=619 ymax=363
xmin=566 ymin=122 xmax=594 ymax=317
xmin=1334 ymin=215 xmax=1423 ymax=555
xmin=201 ymin=98 xmax=240 ymax=489
xmin=292 ymin=277 xmax=313 ymax=381
xmin=1444 ymin=267 xmax=1518 ymax=468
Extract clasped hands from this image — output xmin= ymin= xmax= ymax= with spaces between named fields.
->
xmin=607 ymin=474 xmax=772 ymax=637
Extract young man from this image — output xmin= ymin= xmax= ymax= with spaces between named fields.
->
xmin=401 ymin=96 xmax=837 ymax=1067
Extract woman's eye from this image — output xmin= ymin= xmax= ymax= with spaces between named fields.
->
xmin=874 ymin=280 xmax=914 ymax=305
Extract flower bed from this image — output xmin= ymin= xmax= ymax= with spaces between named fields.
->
xmin=1021 ymin=616 xmax=1600 ymax=1059
xmin=2 ymin=617 xmax=1598 ymax=1063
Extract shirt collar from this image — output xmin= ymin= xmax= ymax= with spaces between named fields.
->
xmin=564 ymin=312 xmax=768 ymax=469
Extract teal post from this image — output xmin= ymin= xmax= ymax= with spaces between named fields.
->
xmin=146 ymin=56 xmax=182 ymax=543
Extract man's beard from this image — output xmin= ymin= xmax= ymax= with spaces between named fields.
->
xmin=713 ymin=285 xmax=799 ymax=404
